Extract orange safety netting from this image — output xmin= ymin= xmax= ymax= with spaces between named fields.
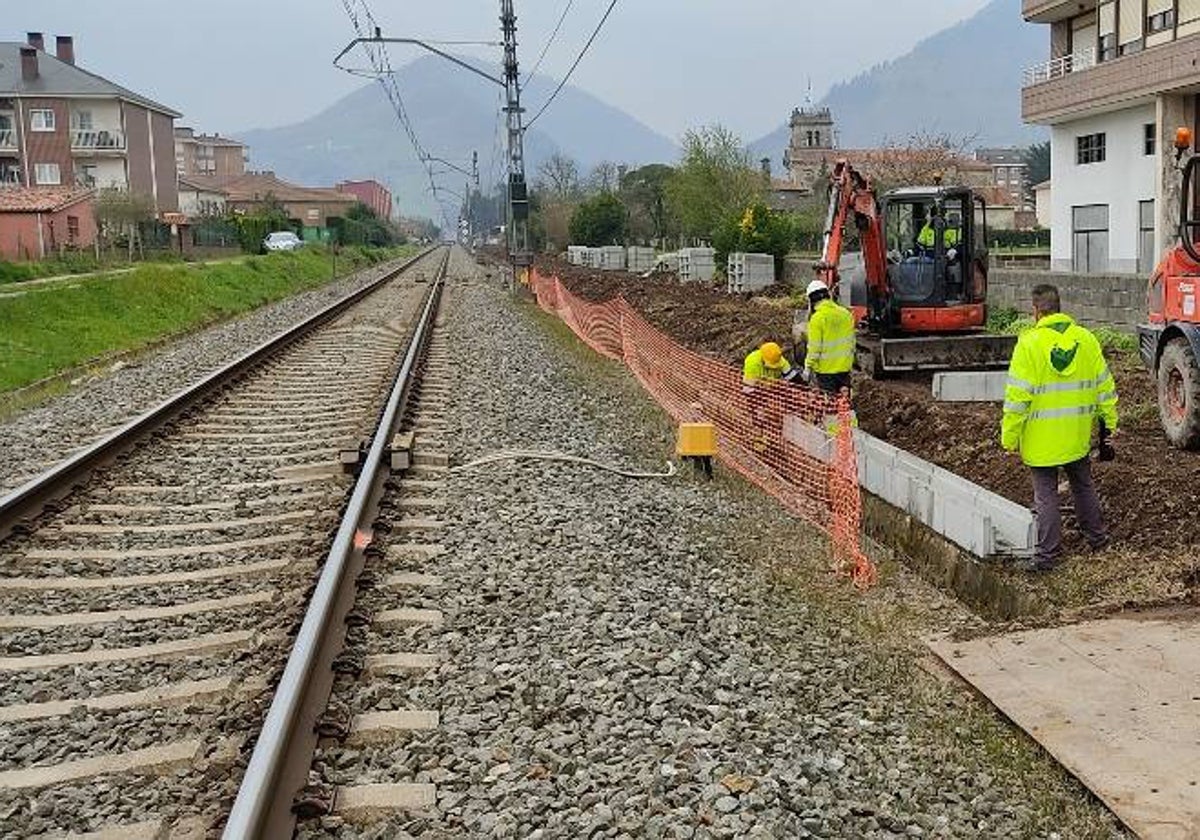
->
xmin=531 ymin=269 xmax=876 ymax=588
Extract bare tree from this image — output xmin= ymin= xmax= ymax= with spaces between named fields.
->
xmin=866 ymin=130 xmax=981 ymax=191
xmin=536 ymin=153 xmax=581 ymax=201
xmin=94 ymin=188 xmax=154 ymax=260
xmin=587 ymin=161 xmax=621 ymax=194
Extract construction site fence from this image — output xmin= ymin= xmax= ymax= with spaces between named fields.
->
xmin=530 ymin=269 xmax=875 ymax=587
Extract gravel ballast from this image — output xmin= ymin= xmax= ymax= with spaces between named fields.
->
xmin=0 ymin=254 xmax=416 ymax=495
xmin=302 ymin=252 xmax=1125 ymax=840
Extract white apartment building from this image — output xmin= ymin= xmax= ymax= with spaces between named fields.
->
xmin=1023 ymin=0 xmax=1200 ymax=274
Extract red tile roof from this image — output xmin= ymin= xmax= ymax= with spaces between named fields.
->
xmin=218 ymin=172 xmax=358 ymax=205
xmin=0 ymin=186 xmax=94 ymax=213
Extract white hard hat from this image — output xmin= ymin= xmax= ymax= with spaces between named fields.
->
xmin=806 ymin=279 xmax=829 ymax=297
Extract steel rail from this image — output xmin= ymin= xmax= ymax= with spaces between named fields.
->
xmin=0 ymin=246 xmax=440 ymax=541
xmin=222 ymin=248 xmax=450 ymax=839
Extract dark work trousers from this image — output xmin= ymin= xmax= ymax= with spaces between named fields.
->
xmin=814 ymin=371 xmax=851 ymax=396
xmin=1030 ymin=457 xmax=1107 ymax=563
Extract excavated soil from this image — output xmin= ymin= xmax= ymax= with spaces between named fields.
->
xmin=539 ymin=255 xmax=1200 ymax=599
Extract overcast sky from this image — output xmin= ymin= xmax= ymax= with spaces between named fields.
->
xmin=12 ymin=0 xmax=990 ymax=142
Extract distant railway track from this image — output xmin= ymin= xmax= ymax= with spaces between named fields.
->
xmin=0 ymin=245 xmax=450 ymax=840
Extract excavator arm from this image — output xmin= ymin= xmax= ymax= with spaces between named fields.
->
xmin=815 ymin=160 xmax=889 ymax=319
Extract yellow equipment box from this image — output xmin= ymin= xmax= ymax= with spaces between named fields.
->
xmin=677 ymin=422 xmax=717 ymax=457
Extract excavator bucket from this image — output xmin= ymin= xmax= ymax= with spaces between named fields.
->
xmin=857 ymin=333 xmax=1018 ymax=375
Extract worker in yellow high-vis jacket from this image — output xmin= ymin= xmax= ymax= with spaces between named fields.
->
xmin=1002 ymin=284 xmax=1119 ymax=572
xmin=801 ymin=279 xmax=856 ymax=395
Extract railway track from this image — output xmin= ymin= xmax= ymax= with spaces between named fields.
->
xmin=0 ymin=245 xmax=451 ymax=839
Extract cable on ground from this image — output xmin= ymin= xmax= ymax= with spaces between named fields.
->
xmin=452 ymin=449 xmax=676 ymax=479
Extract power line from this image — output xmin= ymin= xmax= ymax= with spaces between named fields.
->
xmin=338 ymin=0 xmax=455 ymax=231
xmin=523 ymin=0 xmax=575 ymax=86
xmin=525 ymin=0 xmax=619 ymax=129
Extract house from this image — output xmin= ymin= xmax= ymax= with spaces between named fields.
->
xmin=781 ymin=107 xmax=994 ymax=195
xmin=1033 ymin=180 xmax=1052 ymax=228
xmin=174 ymin=127 xmax=246 ymax=181
xmin=974 ymin=148 xmax=1032 ymax=210
xmin=0 ymin=185 xmax=96 ymax=259
xmin=1021 ymin=0 xmax=1200 ymax=274
xmin=336 ymin=179 xmax=392 ymax=221
xmin=220 ymin=171 xmax=358 ymax=241
xmin=177 ymin=175 xmax=227 ymax=218
xmin=0 ymin=32 xmax=181 ymax=214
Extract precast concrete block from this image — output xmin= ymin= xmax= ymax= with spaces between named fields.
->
xmin=781 ymin=414 xmax=833 ymax=463
xmin=932 ymin=371 xmax=1007 ymax=402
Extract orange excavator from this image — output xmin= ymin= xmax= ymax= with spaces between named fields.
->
xmin=1140 ymin=128 xmax=1200 ymax=449
xmin=814 ymin=160 xmax=1016 ymax=375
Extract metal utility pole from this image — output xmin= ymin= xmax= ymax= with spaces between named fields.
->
xmin=500 ymin=0 xmax=530 ymax=269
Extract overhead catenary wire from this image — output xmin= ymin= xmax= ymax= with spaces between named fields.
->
xmin=452 ymin=449 xmax=677 ymax=479
xmin=525 ymin=0 xmax=619 ymax=129
xmin=523 ymin=0 xmax=576 ymax=86
xmin=337 ymin=0 xmax=455 ymax=231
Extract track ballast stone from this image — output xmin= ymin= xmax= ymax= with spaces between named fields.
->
xmin=315 ymin=256 xmax=1124 ymax=839
xmin=0 ymin=256 xmax=409 ymax=495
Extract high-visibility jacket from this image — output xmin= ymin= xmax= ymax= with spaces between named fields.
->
xmin=917 ymin=223 xmax=960 ymax=249
xmin=1001 ymin=313 xmax=1119 ymax=467
xmin=743 ymin=349 xmax=792 ymax=384
xmin=805 ymin=299 xmax=856 ymax=375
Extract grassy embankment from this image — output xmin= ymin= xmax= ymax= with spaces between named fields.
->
xmin=0 ymin=245 xmax=414 ymax=395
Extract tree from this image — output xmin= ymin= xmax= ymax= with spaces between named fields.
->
xmin=94 ymin=188 xmax=154 ymax=259
xmin=569 ymin=192 xmax=627 ymax=246
xmin=665 ymin=125 xmax=763 ymax=242
xmin=1023 ymin=140 xmax=1051 ymax=186
xmin=337 ymin=202 xmax=399 ymax=247
xmin=867 ymin=130 xmax=979 ymax=192
xmin=536 ymin=153 xmax=582 ymax=201
xmin=712 ymin=202 xmax=795 ymax=273
xmin=621 ymin=164 xmax=677 ymax=244
xmin=587 ymin=161 xmax=621 ymax=194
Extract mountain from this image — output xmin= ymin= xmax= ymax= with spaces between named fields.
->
xmin=236 ymin=54 xmax=678 ymax=220
xmin=749 ymin=0 xmax=1045 ymax=162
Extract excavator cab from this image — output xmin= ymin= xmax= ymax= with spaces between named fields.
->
xmin=878 ymin=187 xmax=989 ymax=330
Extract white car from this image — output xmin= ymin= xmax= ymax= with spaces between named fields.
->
xmin=263 ymin=231 xmax=303 ymax=252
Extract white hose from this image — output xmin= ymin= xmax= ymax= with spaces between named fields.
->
xmin=451 ymin=448 xmax=677 ymax=479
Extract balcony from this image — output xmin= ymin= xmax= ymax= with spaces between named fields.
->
xmin=1023 ymin=33 xmax=1200 ymax=123
xmin=1023 ymin=0 xmax=1086 ymax=23
xmin=1022 ymin=47 xmax=1095 ymax=87
xmin=71 ymin=128 xmax=125 ymax=152
xmin=0 ymin=128 xmax=15 ymax=150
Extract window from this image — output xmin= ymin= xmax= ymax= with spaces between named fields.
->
xmin=1119 ymin=0 xmax=1145 ymax=52
xmin=1148 ymin=9 xmax=1177 ymax=32
xmin=1146 ymin=123 xmax=1158 ymax=156
xmin=1139 ymin=200 xmax=1157 ymax=274
xmin=1072 ymin=204 xmax=1110 ymax=273
xmin=1098 ymin=1 xmax=1118 ymax=60
xmin=71 ymin=110 xmax=93 ymax=131
xmin=30 ymin=109 xmax=55 ymax=132
xmin=34 ymin=162 xmax=61 ymax=185
xmin=67 ymin=215 xmax=80 ymax=243
xmin=1077 ymin=132 xmax=1106 ymax=164
xmin=76 ymin=163 xmax=97 ymax=187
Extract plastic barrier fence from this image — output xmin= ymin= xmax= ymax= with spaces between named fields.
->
xmin=531 ymin=269 xmax=875 ymax=587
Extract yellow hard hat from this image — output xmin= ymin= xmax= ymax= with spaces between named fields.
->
xmin=760 ymin=342 xmax=784 ymax=367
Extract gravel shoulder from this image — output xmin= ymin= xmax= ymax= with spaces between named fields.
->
xmin=0 ymin=254 xmax=414 ymax=496
xmin=328 ymin=258 xmax=1124 ymax=839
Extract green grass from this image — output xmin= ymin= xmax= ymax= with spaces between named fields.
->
xmin=0 ymin=251 xmax=195 ymax=284
xmin=988 ymin=306 xmax=1138 ymax=352
xmin=0 ymin=245 xmax=414 ymax=394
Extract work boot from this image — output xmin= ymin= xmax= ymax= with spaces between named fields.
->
xmin=1016 ymin=556 xmax=1058 ymax=573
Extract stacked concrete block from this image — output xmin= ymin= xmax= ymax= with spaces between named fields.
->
xmin=657 ymin=252 xmax=680 ymax=273
xmin=567 ymin=245 xmax=588 ymax=266
xmin=727 ymin=252 xmax=776 ymax=294
xmin=627 ymin=246 xmax=656 ymax=273
xmin=580 ymin=248 xmax=597 ymax=269
xmin=597 ymin=245 xmax=626 ymax=271
xmin=678 ymin=247 xmax=716 ymax=283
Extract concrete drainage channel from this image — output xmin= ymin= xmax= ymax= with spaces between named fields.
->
xmin=0 ymin=246 xmax=447 ymax=839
